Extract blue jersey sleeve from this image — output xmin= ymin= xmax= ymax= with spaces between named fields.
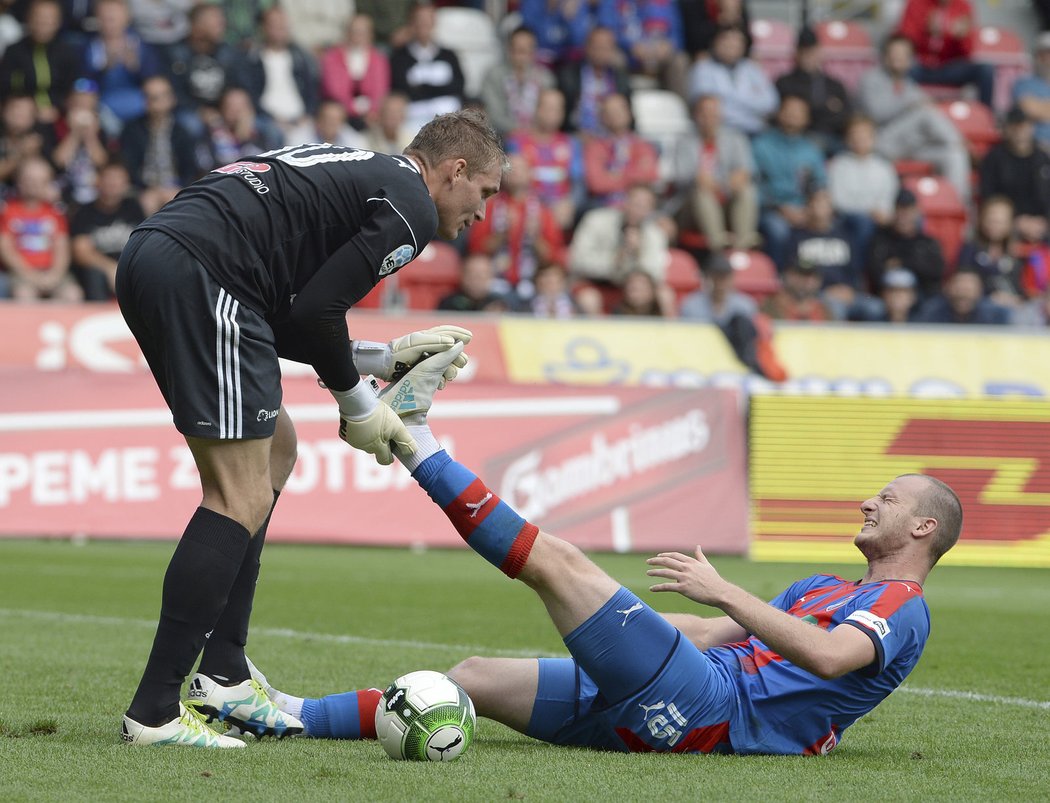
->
xmin=840 ymin=584 xmax=930 ymax=676
xmin=767 ymin=574 xmax=841 ymax=613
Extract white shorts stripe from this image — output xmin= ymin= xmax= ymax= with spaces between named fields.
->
xmin=229 ymin=298 xmax=242 ymax=438
xmin=214 ymin=289 xmax=242 ymax=439
xmin=214 ymin=289 xmax=228 ymax=438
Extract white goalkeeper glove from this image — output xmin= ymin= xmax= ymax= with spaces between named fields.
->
xmin=329 ymin=380 xmax=416 ymax=466
xmin=352 ymin=325 xmax=472 ymax=389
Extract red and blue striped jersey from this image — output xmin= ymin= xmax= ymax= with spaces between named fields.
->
xmin=706 ymin=574 xmax=930 ymax=755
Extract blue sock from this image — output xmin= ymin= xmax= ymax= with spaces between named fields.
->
xmin=300 ymin=689 xmax=381 ymax=740
xmin=413 ymin=451 xmax=538 ymax=578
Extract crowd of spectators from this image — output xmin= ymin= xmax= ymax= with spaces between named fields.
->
xmin=2 ymin=0 xmax=1050 ymax=358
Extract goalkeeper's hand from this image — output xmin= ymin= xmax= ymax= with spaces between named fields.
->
xmin=330 ymin=380 xmax=416 ymax=465
xmin=352 ymin=325 xmax=472 ymax=389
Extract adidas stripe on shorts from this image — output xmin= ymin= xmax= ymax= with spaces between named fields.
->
xmin=116 ymin=229 xmax=283 ymax=440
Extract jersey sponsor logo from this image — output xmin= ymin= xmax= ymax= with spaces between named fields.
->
xmin=825 ymin=594 xmax=856 ymax=612
xmin=380 ymin=244 xmax=415 ymax=276
xmin=846 ymin=609 xmax=891 ymax=639
xmin=212 ymin=161 xmax=272 ymax=174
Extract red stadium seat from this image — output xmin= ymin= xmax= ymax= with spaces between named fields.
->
xmin=815 ymin=20 xmax=877 ymax=93
xmin=397 ymin=242 xmax=462 ymax=310
xmin=750 ymin=18 xmax=795 ymax=81
xmin=727 ymin=249 xmax=779 ymax=299
xmin=664 ymin=248 xmax=702 ymax=307
xmin=974 ymin=25 xmax=1031 ymax=112
xmin=937 ymin=99 xmax=1000 ymax=160
xmin=905 ymin=175 xmax=967 ymax=267
xmin=895 ymin=159 xmax=934 ymax=180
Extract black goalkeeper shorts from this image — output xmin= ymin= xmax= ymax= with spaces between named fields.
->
xmin=115 ymin=229 xmax=282 ymax=440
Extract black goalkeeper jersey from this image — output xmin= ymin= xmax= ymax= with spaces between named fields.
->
xmin=137 ymin=143 xmax=439 ymax=390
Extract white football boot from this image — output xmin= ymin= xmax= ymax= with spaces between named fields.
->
xmin=187 ymin=673 xmax=304 ymax=739
xmin=379 ymin=342 xmax=466 ymax=424
xmin=121 ymin=702 xmax=245 ymax=748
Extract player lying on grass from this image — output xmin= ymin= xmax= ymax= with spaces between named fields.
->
xmin=249 ymin=346 xmax=964 ymax=755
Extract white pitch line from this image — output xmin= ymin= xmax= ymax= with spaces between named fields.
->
xmin=0 ymin=397 xmax=623 ymax=433
xmin=897 ymin=685 xmax=1050 ymax=710
xmin=1 ymin=607 xmax=1047 ymax=709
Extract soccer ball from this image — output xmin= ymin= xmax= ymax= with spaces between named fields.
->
xmin=374 ymin=670 xmax=476 ymax=761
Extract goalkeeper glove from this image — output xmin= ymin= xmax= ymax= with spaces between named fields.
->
xmin=352 ymin=325 xmax=472 ymax=389
xmin=330 ymin=380 xmax=416 ymax=466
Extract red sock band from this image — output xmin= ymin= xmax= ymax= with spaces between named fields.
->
xmin=500 ymin=522 xmax=539 ymax=579
xmin=357 ymin=688 xmax=382 ymax=740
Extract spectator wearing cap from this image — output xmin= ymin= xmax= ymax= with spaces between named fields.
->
xmin=867 ymin=188 xmax=946 ymax=298
xmin=679 ymin=0 xmax=752 ymax=61
xmin=978 ymin=107 xmax=1050 ymax=245
xmin=897 ymin=0 xmax=994 ymax=109
xmin=775 ymin=27 xmax=852 ymax=155
xmin=752 ymin=94 xmax=826 ymax=271
xmin=0 ymin=0 xmax=83 ymax=123
xmin=81 ymin=0 xmax=161 ymax=134
xmin=688 ymin=24 xmax=778 ymax=136
xmin=1012 ymin=33 xmax=1050 ymax=150
xmin=760 ymin=258 xmax=833 ymax=322
xmin=850 ymin=267 xmax=920 ymax=323
xmin=915 ymin=265 xmax=1010 ymax=324
xmin=786 ymin=188 xmax=856 ymax=317
xmin=857 ymin=34 xmax=970 ymax=201
xmin=956 ymin=195 xmax=1026 ymax=305
xmin=671 ymin=93 xmax=759 ymax=251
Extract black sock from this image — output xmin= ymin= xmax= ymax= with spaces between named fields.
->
xmin=126 ymin=507 xmax=250 ymax=726
xmin=196 ymin=491 xmax=278 ymax=685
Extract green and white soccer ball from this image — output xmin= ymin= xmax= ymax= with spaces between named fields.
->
xmin=375 ymin=670 xmax=476 ymax=762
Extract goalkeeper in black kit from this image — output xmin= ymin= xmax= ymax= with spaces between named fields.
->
xmin=115 ymin=110 xmax=507 ymax=747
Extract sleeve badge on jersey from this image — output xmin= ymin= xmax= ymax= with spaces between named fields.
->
xmin=845 ymin=610 xmax=891 ymax=640
xmin=380 ymin=244 xmax=415 ymax=276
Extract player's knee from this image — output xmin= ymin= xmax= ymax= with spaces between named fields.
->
xmin=521 ymin=534 xmax=589 ymax=587
xmin=446 ymin=656 xmax=491 ymax=698
xmin=207 ymin=482 xmax=273 ymax=535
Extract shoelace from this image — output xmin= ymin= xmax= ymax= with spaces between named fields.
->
xmin=180 ymin=703 xmax=218 ymax=738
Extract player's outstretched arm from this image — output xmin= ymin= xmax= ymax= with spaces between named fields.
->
xmin=659 ymin=612 xmax=748 ymax=650
xmin=648 ymin=547 xmax=876 ymax=679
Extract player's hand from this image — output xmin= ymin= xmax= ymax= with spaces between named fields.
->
xmin=330 ymin=380 xmax=417 ymax=465
xmin=352 ymin=325 xmax=472 ymax=387
xmin=646 ymin=546 xmax=730 ymax=606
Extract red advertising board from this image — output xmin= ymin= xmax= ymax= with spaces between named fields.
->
xmin=0 ymin=371 xmax=748 ymax=554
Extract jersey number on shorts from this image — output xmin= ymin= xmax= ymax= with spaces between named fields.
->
xmin=646 ymin=702 xmax=688 ymax=747
xmin=256 ymin=143 xmax=376 ymax=168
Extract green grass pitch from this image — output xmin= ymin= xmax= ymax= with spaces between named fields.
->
xmin=0 ymin=538 xmax=1047 ymax=802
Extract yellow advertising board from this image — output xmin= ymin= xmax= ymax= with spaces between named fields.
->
xmin=750 ymin=396 xmax=1050 ymax=568
xmin=498 ymin=318 xmax=1050 ymax=398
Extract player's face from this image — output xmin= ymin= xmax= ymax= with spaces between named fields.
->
xmin=434 ymin=159 xmax=502 ymax=239
xmin=855 ymin=477 xmax=925 ymax=558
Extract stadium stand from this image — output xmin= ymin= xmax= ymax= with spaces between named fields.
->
xmin=727 ymin=249 xmax=780 ymax=300
xmin=630 ymin=88 xmax=692 ymax=189
xmin=397 ymin=241 xmax=463 ymax=311
xmin=815 ymin=19 xmax=876 ymax=94
xmin=974 ymin=24 xmax=1031 ymax=112
xmin=937 ymin=99 xmax=1000 ymax=161
xmin=433 ymin=6 xmax=501 ymax=100
xmin=905 ymin=174 xmax=968 ymax=268
xmin=664 ymin=247 xmax=702 ymax=309
xmin=749 ymin=18 xmax=795 ymax=81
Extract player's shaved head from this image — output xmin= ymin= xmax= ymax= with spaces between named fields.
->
xmin=405 ymin=109 xmax=508 ymax=177
xmin=899 ymin=474 xmax=963 ymax=565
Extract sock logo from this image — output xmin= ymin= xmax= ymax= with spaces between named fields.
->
xmin=466 ymin=492 xmax=493 ymax=518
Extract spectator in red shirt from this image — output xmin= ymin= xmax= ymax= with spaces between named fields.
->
xmin=0 ymin=156 xmax=80 ymax=301
xmin=506 ymin=87 xmax=585 ymax=231
xmin=467 ymin=153 xmax=566 ymax=299
xmin=319 ymin=14 xmax=391 ymax=132
xmin=897 ymin=0 xmax=994 ymax=108
xmin=760 ymin=260 xmax=833 ymax=321
xmin=583 ymin=92 xmax=659 ymax=208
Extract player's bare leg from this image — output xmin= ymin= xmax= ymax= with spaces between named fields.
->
xmin=445 ymin=657 xmax=539 ymax=733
